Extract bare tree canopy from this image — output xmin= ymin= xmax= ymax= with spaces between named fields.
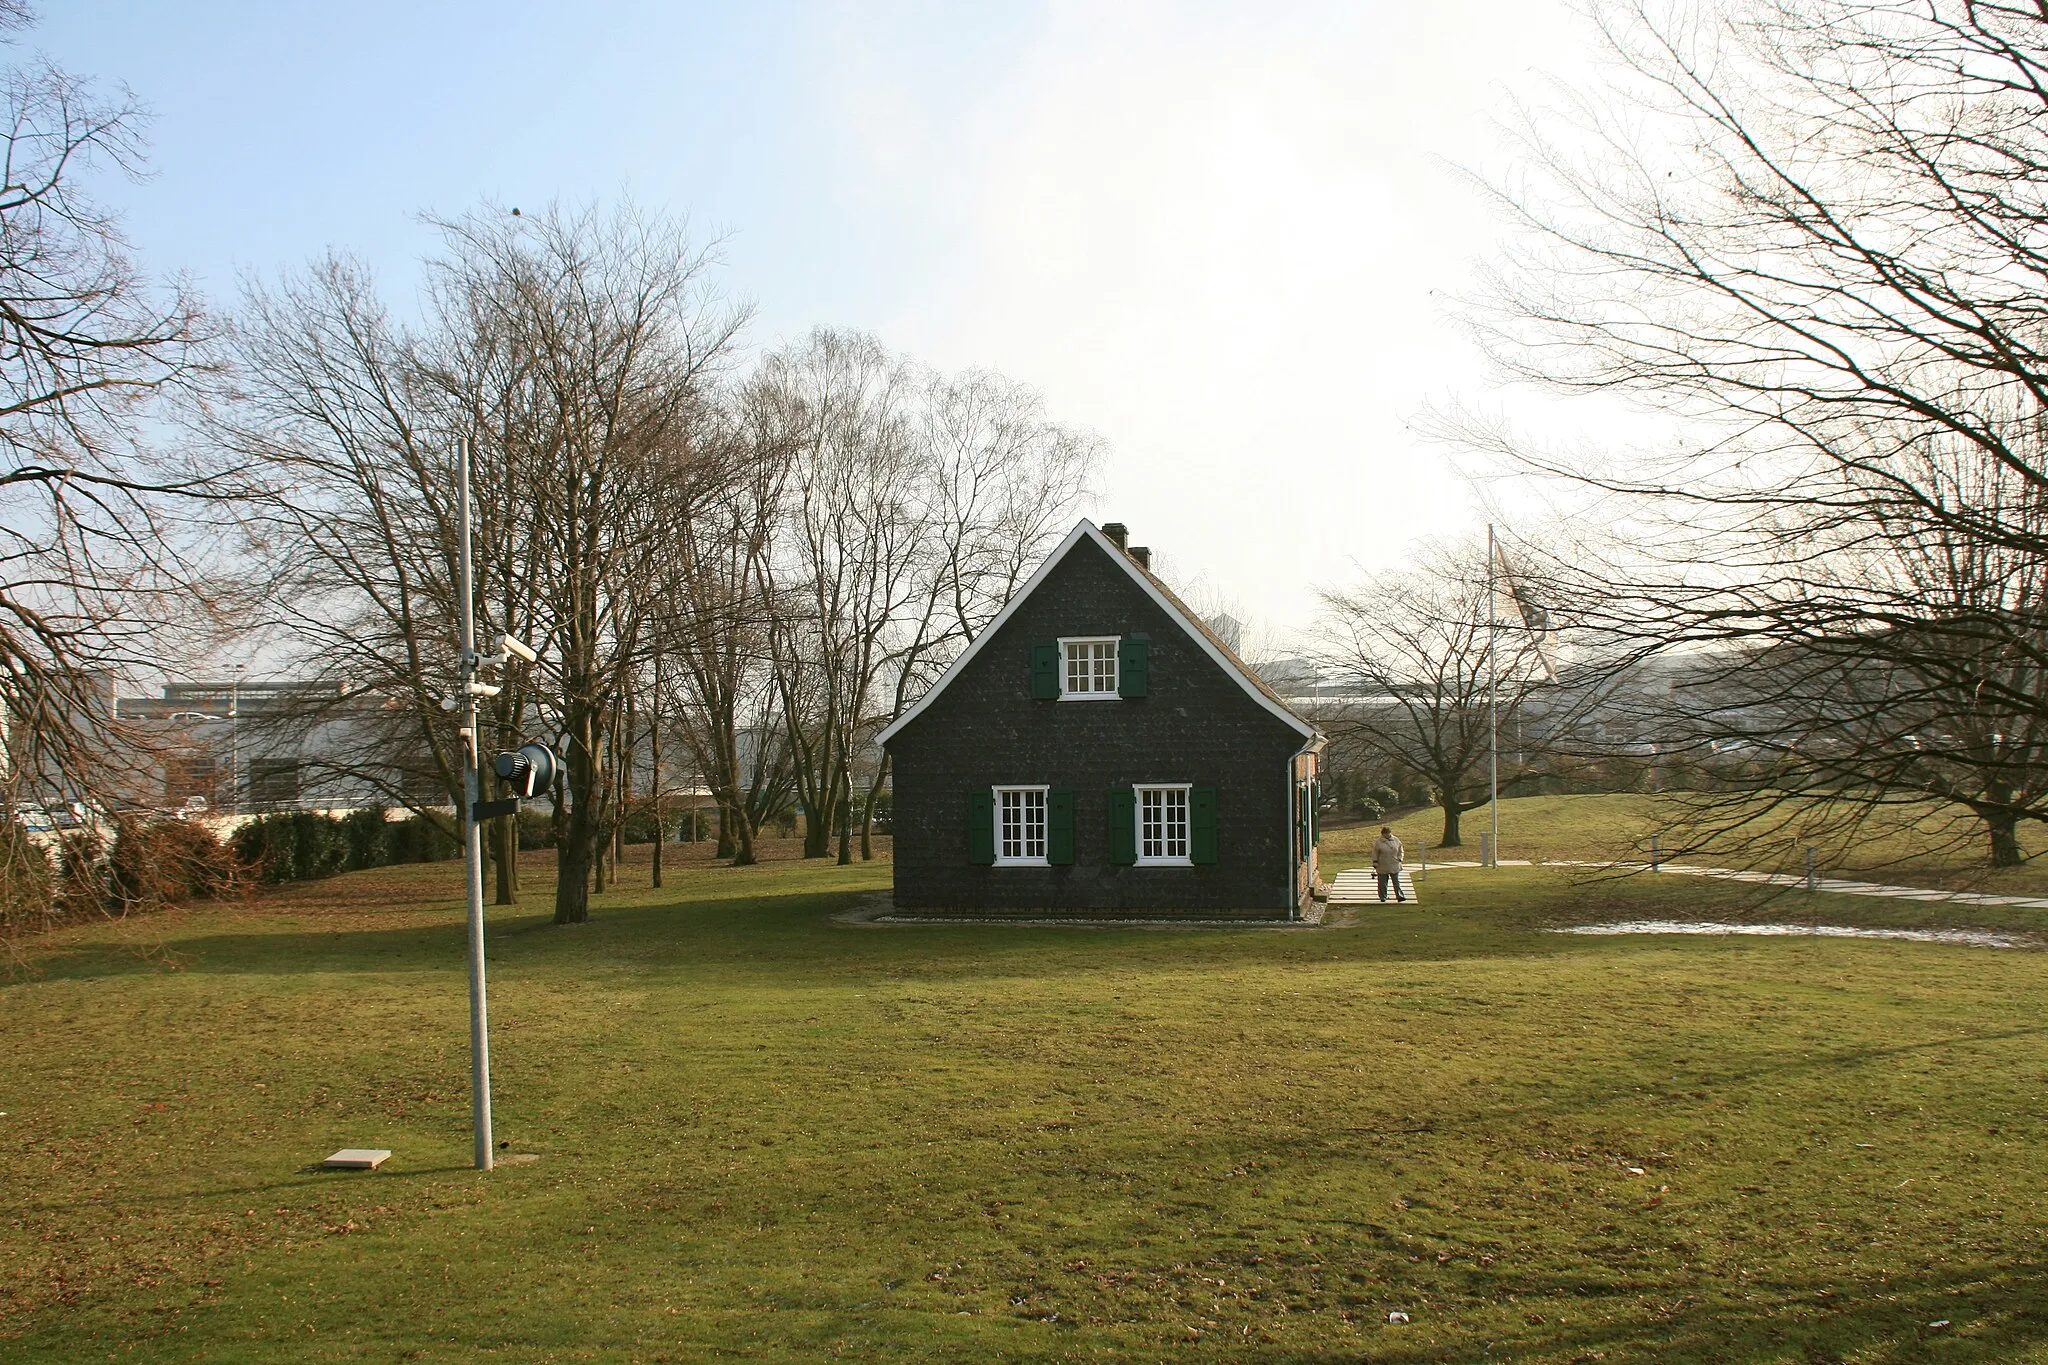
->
xmin=225 ymin=201 xmax=748 ymax=923
xmin=1474 ymin=0 xmax=2048 ymax=535
xmin=752 ymin=328 xmax=1096 ymax=865
xmin=1457 ymin=0 xmax=2048 ymax=868
xmin=224 ymin=199 xmax=1095 ymax=923
xmin=1314 ymin=539 xmax=1574 ymax=847
xmin=0 ymin=2 xmax=220 ymax=848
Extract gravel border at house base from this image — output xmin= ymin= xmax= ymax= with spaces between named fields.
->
xmin=834 ymin=894 xmax=1322 ymax=929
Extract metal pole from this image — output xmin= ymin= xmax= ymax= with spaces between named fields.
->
xmin=456 ymin=436 xmax=494 ymax=1172
xmin=1488 ymin=523 xmax=1499 ymax=867
xmin=1650 ymin=833 xmax=1660 ymax=872
xmin=229 ymin=665 xmax=241 ymax=816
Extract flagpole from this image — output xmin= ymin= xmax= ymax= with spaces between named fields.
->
xmin=1488 ymin=522 xmax=1499 ymax=868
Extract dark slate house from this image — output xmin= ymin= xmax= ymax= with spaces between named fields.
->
xmin=878 ymin=519 xmax=1325 ymax=919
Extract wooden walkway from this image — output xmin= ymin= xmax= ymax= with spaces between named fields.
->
xmin=1326 ymin=867 xmax=1419 ymax=906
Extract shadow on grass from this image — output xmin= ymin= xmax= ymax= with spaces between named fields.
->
xmin=1372 ymin=1256 xmax=2046 ymax=1365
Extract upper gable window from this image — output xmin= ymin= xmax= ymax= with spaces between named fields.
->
xmin=1060 ymin=637 xmax=1119 ymax=700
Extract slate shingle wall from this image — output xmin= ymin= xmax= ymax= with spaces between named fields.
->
xmin=886 ymin=536 xmax=1309 ymax=915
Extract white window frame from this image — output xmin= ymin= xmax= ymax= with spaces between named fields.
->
xmin=1134 ymin=782 xmax=1193 ymax=866
xmin=1059 ymin=635 xmax=1121 ymax=701
xmin=993 ymin=785 xmax=1050 ymax=866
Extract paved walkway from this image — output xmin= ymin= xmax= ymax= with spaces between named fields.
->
xmin=1410 ymin=858 xmax=2048 ymax=911
xmin=1326 ymin=867 xmax=1419 ymax=906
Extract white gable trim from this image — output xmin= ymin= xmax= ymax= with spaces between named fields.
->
xmin=876 ymin=519 xmax=1317 ymax=746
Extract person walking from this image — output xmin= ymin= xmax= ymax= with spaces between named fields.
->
xmin=1372 ymin=826 xmax=1406 ymax=903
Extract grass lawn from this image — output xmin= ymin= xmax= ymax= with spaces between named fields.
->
xmin=5 ymin=827 xmax=2048 ymax=1361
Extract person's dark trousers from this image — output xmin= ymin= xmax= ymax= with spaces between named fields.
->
xmin=1378 ymin=872 xmax=1405 ymax=903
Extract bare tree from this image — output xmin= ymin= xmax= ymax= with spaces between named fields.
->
xmin=751 ymin=334 xmax=1097 ymax=864
xmin=223 ymin=256 xmax=487 ymax=841
xmin=1546 ymin=445 xmax=2048 ymax=867
xmin=228 ymin=202 xmax=747 ymax=924
xmin=1457 ymin=0 xmax=2048 ymax=868
xmin=0 ymin=6 xmax=223 ymax=872
xmin=424 ymin=204 xmax=747 ymax=923
xmin=648 ymin=399 xmax=791 ymax=867
xmin=754 ymin=331 xmax=922 ymax=862
xmin=1314 ymin=540 xmax=1571 ymax=847
xmin=849 ymin=367 xmax=1095 ymax=858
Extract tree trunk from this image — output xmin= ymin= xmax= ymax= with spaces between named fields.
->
xmin=716 ymin=803 xmax=735 ymax=859
xmin=836 ymin=766 xmax=852 ymax=866
xmin=1439 ymin=800 xmax=1463 ymax=848
xmin=803 ymin=799 xmax=832 ymax=858
xmin=493 ymin=813 xmax=518 ymax=905
xmin=1989 ymin=811 xmax=2022 ymax=868
xmin=557 ymin=831 xmax=592 ymax=922
xmin=730 ymin=802 xmax=758 ymax=867
xmin=650 ymin=800 xmax=663 ymax=888
xmin=649 ymin=655 xmax=663 ymax=890
xmin=860 ymin=753 xmax=888 ymax=861
xmin=554 ymin=713 xmax=600 ymax=925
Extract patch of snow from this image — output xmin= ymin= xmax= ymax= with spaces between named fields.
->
xmin=1549 ymin=921 xmax=2035 ymax=949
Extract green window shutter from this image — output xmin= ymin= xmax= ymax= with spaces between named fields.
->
xmin=968 ymin=789 xmax=995 ymax=865
xmin=1030 ymin=641 xmax=1059 ymax=699
xmin=1118 ymin=637 xmax=1149 ymax=698
xmin=1047 ymin=788 xmax=1075 ymax=865
xmin=1190 ymin=787 xmax=1218 ymax=864
xmin=1309 ymin=782 xmax=1321 ymax=844
xmin=1107 ymin=787 xmax=1136 ymax=865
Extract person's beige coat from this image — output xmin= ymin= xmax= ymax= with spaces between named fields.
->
xmin=1372 ymin=834 xmax=1404 ymax=875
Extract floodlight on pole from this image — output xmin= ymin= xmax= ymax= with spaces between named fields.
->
xmin=493 ymin=742 xmax=559 ymax=800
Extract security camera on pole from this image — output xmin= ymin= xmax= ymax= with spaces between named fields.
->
xmin=450 ymin=436 xmax=557 ymax=1173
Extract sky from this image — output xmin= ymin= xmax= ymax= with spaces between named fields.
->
xmin=46 ymin=0 xmax=1609 ymax=639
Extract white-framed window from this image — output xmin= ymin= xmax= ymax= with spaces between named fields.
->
xmin=1060 ymin=636 xmax=1120 ymax=700
xmin=1136 ymin=784 xmax=1192 ymax=865
xmin=994 ymin=785 xmax=1049 ymax=865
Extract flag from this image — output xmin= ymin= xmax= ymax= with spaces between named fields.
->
xmin=1493 ymin=539 xmax=1559 ymax=682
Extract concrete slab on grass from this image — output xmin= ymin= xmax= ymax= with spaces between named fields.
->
xmin=321 ymin=1149 xmax=391 ymax=1170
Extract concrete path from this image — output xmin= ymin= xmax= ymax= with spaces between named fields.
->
xmin=1415 ymin=857 xmax=2048 ymax=911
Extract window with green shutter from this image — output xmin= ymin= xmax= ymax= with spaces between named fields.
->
xmin=1118 ymin=636 xmax=1148 ymax=697
xmin=1047 ymin=788 xmax=1074 ymax=865
xmin=1030 ymin=640 xmax=1060 ymax=699
xmin=1190 ymin=786 xmax=1218 ymax=864
xmin=968 ymin=789 xmax=995 ymax=864
xmin=1107 ymin=787 xmax=1136 ymax=865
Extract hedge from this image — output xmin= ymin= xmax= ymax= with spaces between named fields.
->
xmin=231 ymin=809 xmax=460 ymax=885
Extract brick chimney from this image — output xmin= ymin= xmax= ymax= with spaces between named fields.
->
xmin=1129 ymin=546 xmax=1151 ymax=570
xmin=1101 ymin=522 xmax=1128 ymax=550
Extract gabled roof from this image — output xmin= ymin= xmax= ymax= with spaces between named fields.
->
xmin=876 ymin=519 xmax=1321 ymax=747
